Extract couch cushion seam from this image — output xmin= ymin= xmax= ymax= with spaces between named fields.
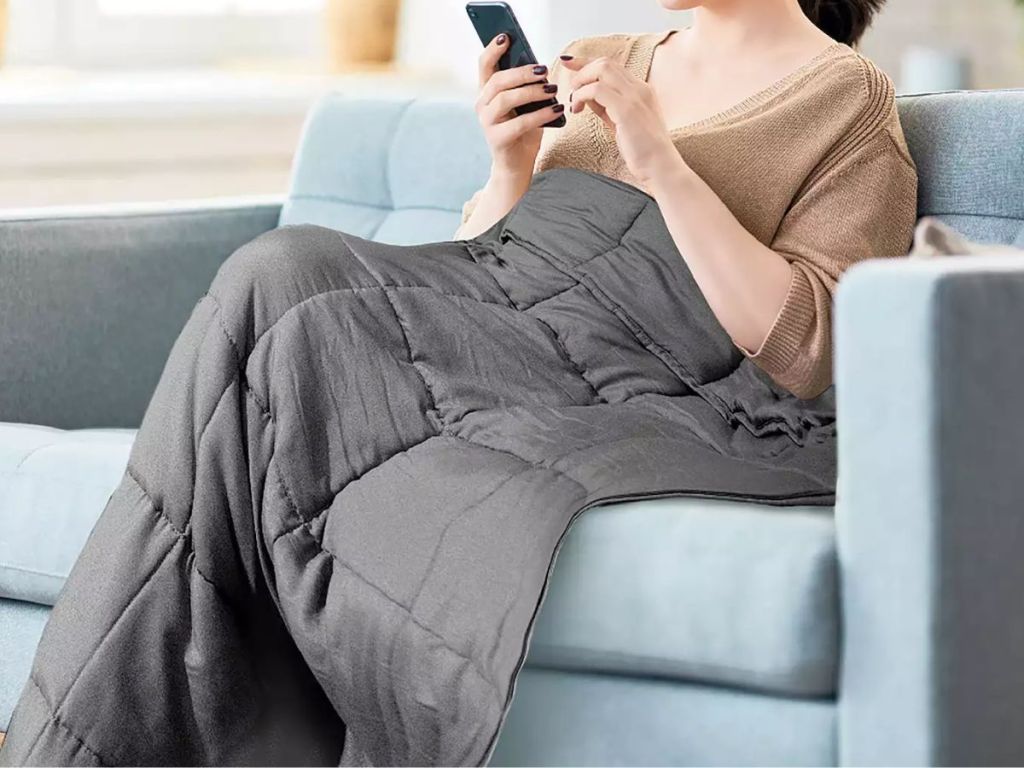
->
xmin=525 ymin=646 xmax=837 ymax=697
xmin=286 ymin=193 xmax=460 ymax=215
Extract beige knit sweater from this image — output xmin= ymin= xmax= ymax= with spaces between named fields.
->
xmin=461 ymin=32 xmax=919 ymax=399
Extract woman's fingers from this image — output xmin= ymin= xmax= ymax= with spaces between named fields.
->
xmin=477 ymin=63 xmax=550 ymax=111
xmin=485 ymin=82 xmax=559 ymax=122
xmin=563 ymin=56 xmax=628 ymax=88
xmin=494 ymin=103 xmax=566 ymax=142
xmin=561 ymin=56 xmax=632 ymax=128
xmin=477 ymin=34 xmax=509 ymax=88
xmin=568 ymin=82 xmax=615 ymax=127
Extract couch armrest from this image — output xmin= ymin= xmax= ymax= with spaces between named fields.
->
xmin=835 ymin=255 xmax=1024 ymax=766
xmin=0 ymin=198 xmax=281 ymax=430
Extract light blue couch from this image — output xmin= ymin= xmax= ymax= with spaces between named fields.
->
xmin=2 ymin=91 xmax=1023 ymax=766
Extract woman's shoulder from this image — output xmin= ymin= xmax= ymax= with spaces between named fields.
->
xmin=818 ymin=47 xmax=900 ymax=130
xmin=802 ymin=47 xmax=915 ymax=178
xmin=803 ymin=46 xmax=911 ymax=154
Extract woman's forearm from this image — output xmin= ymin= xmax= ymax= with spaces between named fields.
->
xmin=455 ymin=168 xmax=534 ymax=240
xmin=648 ymin=159 xmax=793 ymax=354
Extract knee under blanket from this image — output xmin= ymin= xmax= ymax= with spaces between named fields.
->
xmin=1 ymin=169 xmax=836 ymax=767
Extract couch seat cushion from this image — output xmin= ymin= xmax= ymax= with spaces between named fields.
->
xmin=0 ymin=423 xmax=133 ymax=605
xmin=0 ymin=422 xmax=838 ymax=698
xmin=529 ymin=497 xmax=838 ymax=697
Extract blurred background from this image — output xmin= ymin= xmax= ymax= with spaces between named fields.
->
xmin=1 ymin=0 xmax=1021 ymax=209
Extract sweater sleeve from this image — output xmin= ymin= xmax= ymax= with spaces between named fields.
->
xmin=743 ymin=129 xmax=918 ymax=399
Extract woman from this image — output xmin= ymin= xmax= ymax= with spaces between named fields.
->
xmin=457 ymin=0 xmax=917 ymax=399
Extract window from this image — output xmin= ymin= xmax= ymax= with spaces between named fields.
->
xmin=97 ymin=0 xmax=324 ymax=15
xmin=9 ymin=0 xmax=325 ymax=68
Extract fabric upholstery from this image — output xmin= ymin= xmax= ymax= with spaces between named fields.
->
xmin=280 ymin=98 xmax=490 ymax=243
xmin=0 ymin=424 xmax=133 ymax=606
xmin=836 ymin=255 xmax=1024 ymax=765
xmin=530 ymin=497 xmax=837 ymax=696
xmin=0 ymin=600 xmax=49 ymax=731
xmin=0 ymin=201 xmax=281 ymax=430
xmin=900 ymin=90 xmax=1024 ymax=246
xmin=491 ymin=668 xmax=836 ymax=767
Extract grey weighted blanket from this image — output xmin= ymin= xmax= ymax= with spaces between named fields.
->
xmin=1 ymin=169 xmax=836 ymax=767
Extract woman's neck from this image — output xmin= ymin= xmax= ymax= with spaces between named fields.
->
xmin=688 ymin=0 xmax=831 ymax=57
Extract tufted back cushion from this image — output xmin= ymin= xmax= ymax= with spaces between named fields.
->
xmin=898 ymin=89 xmax=1024 ymax=247
xmin=280 ymin=97 xmax=490 ymax=244
xmin=283 ymin=91 xmax=1024 ymax=248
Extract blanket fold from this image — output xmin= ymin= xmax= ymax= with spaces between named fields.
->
xmin=1 ymin=169 xmax=835 ymax=767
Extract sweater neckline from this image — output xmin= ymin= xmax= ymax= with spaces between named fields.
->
xmin=628 ymin=30 xmax=852 ymax=136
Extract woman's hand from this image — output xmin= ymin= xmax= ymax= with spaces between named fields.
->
xmin=456 ymin=36 xmax=565 ymax=240
xmin=476 ymin=35 xmax=565 ymax=182
xmin=563 ymin=56 xmax=682 ymax=186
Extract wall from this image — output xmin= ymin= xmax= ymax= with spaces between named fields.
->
xmin=546 ymin=1 xmax=684 ymax=50
xmin=397 ymin=0 xmax=687 ymax=85
xmin=397 ymin=0 xmax=1024 ymax=91
xmin=8 ymin=0 xmax=1022 ymax=90
xmin=861 ymin=0 xmax=1024 ymax=91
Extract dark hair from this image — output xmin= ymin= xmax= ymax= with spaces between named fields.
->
xmin=798 ymin=0 xmax=886 ymax=47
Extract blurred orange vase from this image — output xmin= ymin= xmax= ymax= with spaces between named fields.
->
xmin=326 ymin=0 xmax=401 ymax=71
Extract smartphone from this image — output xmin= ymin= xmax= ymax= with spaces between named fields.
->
xmin=465 ymin=1 xmax=566 ymax=128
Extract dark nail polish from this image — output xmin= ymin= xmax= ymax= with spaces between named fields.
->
xmin=532 ymin=65 xmax=547 ymax=76
xmin=552 ymin=103 xmax=566 ymax=113
xmin=543 ymin=83 xmax=558 ymax=94
xmin=560 ymin=55 xmax=574 ymax=61
xmin=496 ymin=34 xmax=507 ymax=45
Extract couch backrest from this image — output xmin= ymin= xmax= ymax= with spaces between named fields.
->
xmin=283 ymin=90 xmax=1024 ymax=248
xmin=280 ymin=97 xmax=490 ymax=244
xmin=898 ymin=89 xmax=1024 ymax=246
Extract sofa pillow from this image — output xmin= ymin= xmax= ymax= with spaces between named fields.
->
xmin=911 ymin=217 xmax=1024 ymax=258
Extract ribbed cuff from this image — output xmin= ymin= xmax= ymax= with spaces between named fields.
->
xmin=741 ymin=265 xmax=816 ymax=380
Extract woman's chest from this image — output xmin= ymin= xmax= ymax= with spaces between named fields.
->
xmin=648 ymin=64 xmax=770 ymax=131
